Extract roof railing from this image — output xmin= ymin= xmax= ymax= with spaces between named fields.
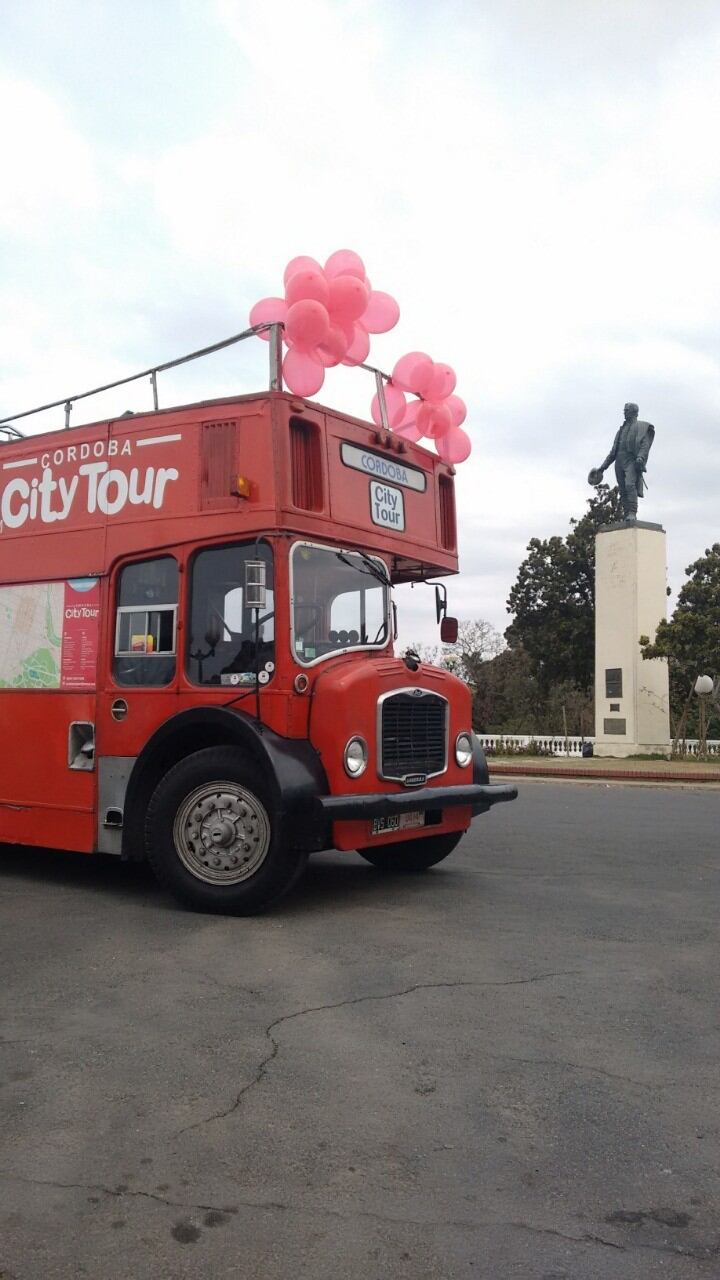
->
xmin=0 ymin=323 xmax=393 ymax=439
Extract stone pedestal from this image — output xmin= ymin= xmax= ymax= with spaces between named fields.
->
xmin=594 ymin=520 xmax=671 ymax=758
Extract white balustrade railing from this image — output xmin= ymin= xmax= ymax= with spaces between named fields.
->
xmin=674 ymin=739 xmax=720 ymax=758
xmin=477 ymin=734 xmax=720 ymax=758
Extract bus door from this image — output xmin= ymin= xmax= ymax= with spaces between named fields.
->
xmin=95 ymin=555 xmax=180 ymax=854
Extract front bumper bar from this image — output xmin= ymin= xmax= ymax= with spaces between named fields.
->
xmin=315 ymin=782 xmax=517 ymax=822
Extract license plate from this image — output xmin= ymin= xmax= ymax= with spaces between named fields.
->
xmin=371 ymin=811 xmax=425 ymax=836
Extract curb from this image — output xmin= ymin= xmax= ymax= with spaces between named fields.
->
xmin=488 ymin=763 xmax=720 ymax=785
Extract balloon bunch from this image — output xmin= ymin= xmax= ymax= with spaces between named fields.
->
xmin=370 ymin=351 xmax=471 ymax=464
xmin=250 ymin=250 xmax=400 ymax=398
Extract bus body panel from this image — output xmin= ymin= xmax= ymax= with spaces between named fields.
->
xmin=0 ymin=690 xmax=97 ymax=851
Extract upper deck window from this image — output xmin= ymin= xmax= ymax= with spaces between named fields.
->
xmin=187 ymin=541 xmax=275 ymax=687
xmin=291 ymin=541 xmax=390 ymax=666
xmin=113 ymin=556 xmax=178 ymax=687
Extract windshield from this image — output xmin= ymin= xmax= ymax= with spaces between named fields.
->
xmin=291 ymin=542 xmax=390 ymax=665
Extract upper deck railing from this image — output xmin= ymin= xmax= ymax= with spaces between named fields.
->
xmin=0 ymin=324 xmax=395 ymax=441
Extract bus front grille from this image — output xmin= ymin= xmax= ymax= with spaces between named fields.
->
xmin=379 ymin=690 xmax=448 ymax=782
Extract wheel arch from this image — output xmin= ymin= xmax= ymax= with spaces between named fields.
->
xmin=121 ymin=706 xmax=329 ymax=860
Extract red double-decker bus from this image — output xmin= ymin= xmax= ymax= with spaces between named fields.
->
xmin=0 ymin=331 xmax=515 ymax=912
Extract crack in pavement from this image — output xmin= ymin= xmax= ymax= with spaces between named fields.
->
xmin=3 ymin=1170 xmax=716 ymax=1260
xmin=2 ymin=1172 xmax=712 ymax=1259
xmin=0 ymin=1169 xmax=620 ymax=1247
xmin=0 ymin=1171 xmax=249 ymax=1217
xmin=175 ymin=971 xmax=582 ymax=1136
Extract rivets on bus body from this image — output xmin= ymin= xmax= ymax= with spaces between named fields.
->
xmin=294 ymin=674 xmax=309 ymax=694
xmin=111 ymin=698 xmax=128 ymax=721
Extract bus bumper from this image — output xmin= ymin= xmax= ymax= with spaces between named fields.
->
xmin=315 ymin=782 xmax=517 ymax=821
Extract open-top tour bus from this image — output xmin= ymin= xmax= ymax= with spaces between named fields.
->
xmin=0 ymin=326 xmax=515 ymax=912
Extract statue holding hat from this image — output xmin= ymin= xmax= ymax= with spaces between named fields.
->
xmin=588 ymin=402 xmax=655 ymax=521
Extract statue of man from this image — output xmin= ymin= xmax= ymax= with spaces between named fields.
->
xmin=588 ymin=402 xmax=655 ymax=521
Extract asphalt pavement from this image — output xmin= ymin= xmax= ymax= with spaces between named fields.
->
xmin=1 ymin=780 xmax=719 ymax=1279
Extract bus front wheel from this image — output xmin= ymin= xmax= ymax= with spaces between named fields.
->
xmin=356 ymin=831 xmax=463 ymax=872
xmin=145 ymin=747 xmax=306 ymax=914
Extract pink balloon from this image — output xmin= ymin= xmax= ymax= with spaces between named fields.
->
xmin=285 ymin=299 xmax=330 ymax=348
xmin=317 ymin=322 xmax=350 ymax=367
xmin=328 ymin=275 xmax=370 ymax=322
xmin=426 ymin=362 xmax=456 ymax=401
xmin=392 ymin=351 xmax=434 ymax=396
xmin=424 ymin=402 xmax=454 ymax=439
xmin=283 ymin=255 xmax=322 ymax=285
xmin=249 ymin=296 xmax=287 ymax=341
xmin=436 ymin=425 xmax=471 ymax=464
xmin=362 ymin=290 xmax=400 ymax=334
xmin=371 ymin=383 xmax=406 ymax=428
xmin=324 ymin=249 xmax=366 ymax=280
xmin=446 ymin=394 xmax=467 ymax=427
xmin=341 ymin=323 xmax=370 ymax=365
xmin=285 ymin=268 xmax=330 ymax=308
xmin=282 ymin=347 xmax=325 ymax=397
xmin=400 ymin=398 xmax=419 ymax=424
xmin=393 ymin=419 xmax=424 ymax=443
xmin=415 ymin=402 xmax=434 ymax=437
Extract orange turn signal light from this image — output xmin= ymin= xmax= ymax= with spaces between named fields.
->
xmin=234 ymin=475 xmax=251 ymax=498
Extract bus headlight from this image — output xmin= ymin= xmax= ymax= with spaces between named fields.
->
xmin=455 ymin=732 xmax=473 ymax=767
xmin=344 ymin=736 xmax=368 ymax=778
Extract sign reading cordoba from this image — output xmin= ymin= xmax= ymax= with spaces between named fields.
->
xmin=0 ymin=432 xmax=181 ymax=532
xmin=340 ymin=442 xmax=426 ymax=492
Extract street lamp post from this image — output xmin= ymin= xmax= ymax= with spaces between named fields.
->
xmin=694 ymin=674 xmax=714 ymax=761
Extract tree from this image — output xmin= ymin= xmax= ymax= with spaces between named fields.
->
xmin=473 ymin=645 xmax=541 ymax=732
xmin=409 ymin=624 xmax=592 ymax=734
xmin=411 ymin=619 xmax=503 ymax=677
xmin=505 ymin=484 xmax=623 ymax=693
xmin=640 ymin=543 xmax=720 ymax=739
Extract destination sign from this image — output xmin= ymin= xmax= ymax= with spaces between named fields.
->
xmin=340 ymin=442 xmax=426 ymax=492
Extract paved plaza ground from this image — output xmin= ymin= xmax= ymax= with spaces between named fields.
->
xmin=1 ymin=780 xmax=718 ymax=1279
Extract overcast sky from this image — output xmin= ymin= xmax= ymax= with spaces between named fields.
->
xmin=2 ymin=0 xmax=719 ymax=647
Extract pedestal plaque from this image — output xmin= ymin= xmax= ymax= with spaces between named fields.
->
xmin=594 ymin=520 xmax=671 ymax=758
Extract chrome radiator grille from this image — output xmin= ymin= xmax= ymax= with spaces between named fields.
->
xmin=379 ymin=690 xmax=448 ymax=781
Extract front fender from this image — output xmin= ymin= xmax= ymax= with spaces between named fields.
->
xmin=122 ymin=707 xmax=330 ymax=858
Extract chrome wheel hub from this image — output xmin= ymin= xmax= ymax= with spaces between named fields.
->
xmin=173 ymin=782 xmax=271 ymax=885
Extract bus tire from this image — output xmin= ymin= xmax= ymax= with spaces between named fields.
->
xmin=356 ymin=831 xmax=463 ymax=872
xmin=145 ymin=746 xmax=306 ymax=914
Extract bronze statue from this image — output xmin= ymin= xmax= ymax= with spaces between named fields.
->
xmin=588 ymin=402 xmax=655 ymax=521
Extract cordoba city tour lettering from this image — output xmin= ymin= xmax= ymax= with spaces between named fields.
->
xmin=0 ymin=433 xmax=181 ymax=532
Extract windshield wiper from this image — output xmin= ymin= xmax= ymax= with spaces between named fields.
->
xmin=335 ymin=550 xmax=391 ymax=588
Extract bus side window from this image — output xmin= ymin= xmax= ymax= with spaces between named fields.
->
xmin=113 ymin=556 xmax=179 ymax=687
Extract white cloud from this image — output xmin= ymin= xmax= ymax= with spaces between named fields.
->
xmin=2 ymin=0 xmax=720 ymax=646
xmin=0 ymin=76 xmax=101 ymax=233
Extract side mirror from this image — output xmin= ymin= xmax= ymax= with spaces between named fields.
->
xmin=245 ymin=559 xmax=267 ymax=610
xmin=440 ymin=616 xmax=458 ymax=643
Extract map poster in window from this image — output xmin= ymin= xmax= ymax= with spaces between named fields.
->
xmin=60 ymin=579 xmax=101 ymax=690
